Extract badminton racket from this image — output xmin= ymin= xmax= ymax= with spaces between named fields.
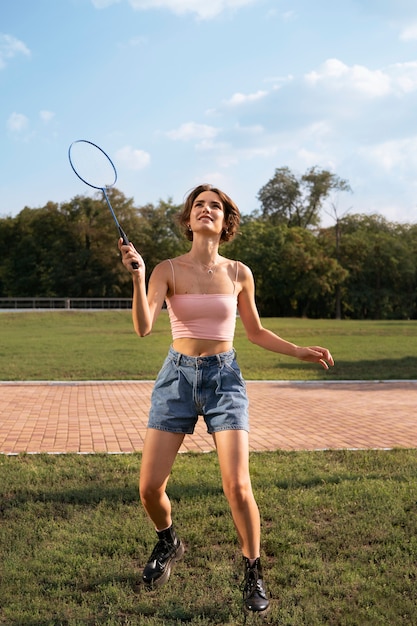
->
xmin=68 ymin=139 xmax=139 ymax=269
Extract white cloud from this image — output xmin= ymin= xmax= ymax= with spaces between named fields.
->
xmin=263 ymin=74 xmax=293 ymax=85
xmin=115 ymin=145 xmax=150 ymax=170
xmin=225 ymin=90 xmax=268 ymax=106
xmin=39 ymin=110 xmax=55 ymax=123
xmin=400 ymin=23 xmax=417 ymax=41
xmin=166 ymin=122 xmax=219 ymax=141
xmin=360 ymin=136 xmax=417 ymax=171
xmin=0 ymin=34 xmax=30 ymax=70
xmin=7 ymin=112 xmax=29 ymax=132
xmin=234 ymin=123 xmax=264 ymax=134
xmin=195 ymin=139 xmax=231 ymax=153
xmin=306 ymin=58 xmax=417 ymax=98
xmin=389 ymin=60 xmax=417 ymax=93
xmin=305 ymin=58 xmax=391 ymax=97
xmin=196 ymin=170 xmax=229 ymax=186
xmin=92 ymin=0 xmax=259 ymax=19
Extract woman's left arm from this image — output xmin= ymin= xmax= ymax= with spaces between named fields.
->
xmin=237 ymin=263 xmax=334 ymax=370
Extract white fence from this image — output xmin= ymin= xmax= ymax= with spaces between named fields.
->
xmin=0 ymin=298 xmax=133 ymax=310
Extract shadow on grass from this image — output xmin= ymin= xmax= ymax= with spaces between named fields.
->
xmin=1 ymin=484 xmax=138 ymax=512
xmin=1 ymin=480 xmax=225 ymax=516
xmin=274 ymin=355 xmax=417 ymax=379
xmin=271 ymin=471 xmax=411 ymax=491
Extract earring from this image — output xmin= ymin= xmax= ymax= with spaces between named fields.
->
xmin=188 ymin=224 xmax=192 ymax=231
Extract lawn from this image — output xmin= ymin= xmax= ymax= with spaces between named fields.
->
xmin=1 ymin=450 xmax=416 ymax=625
xmin=1 ymin=313 xmax=416 ymax=624
xmin=0 ymin=312 xmax=416 ymax=380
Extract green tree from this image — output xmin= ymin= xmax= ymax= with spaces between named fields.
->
xmin=135 ymin=199 xmax=190 ymax=281
xmin=55 ymin=189 xmax=140 ymax=297
xmin=227 ymin=216 xmax=346 ymax=317
xmin=278 ymin=227 xmax=347 ymax=318
xmin=332 ymin=214 xmax=416 ymax=319
xmin=1 ymin=203 xmax=78 ymax=297
xmin=0 ymin=190 xmax=141 ymax=298
xmin=258 ymin=166 xmax=351 ymax=228
xmin=226 ymin=218 xmax=287 ymax=315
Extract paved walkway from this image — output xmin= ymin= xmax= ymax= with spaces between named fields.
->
xmin=0 ymin=380 xmax=416 ymax=454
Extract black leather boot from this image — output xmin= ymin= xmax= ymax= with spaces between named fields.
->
xmin=242 ymin=557 xmax=270 ymax=613
xmin=142 ymin=525 xmax=184 ymax=588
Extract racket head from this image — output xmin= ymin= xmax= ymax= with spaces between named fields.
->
xmin=68 ymin=139 xmax=117 ymax=190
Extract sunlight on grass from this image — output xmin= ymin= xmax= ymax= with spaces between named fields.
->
xmin=1 ymin=450 xmax=416 ymax=625
xmin=0 ymin=312 xmax=416 ymax=380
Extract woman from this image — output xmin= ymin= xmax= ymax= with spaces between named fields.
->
xmin=119 ymin=184 xmax=334 ymax=614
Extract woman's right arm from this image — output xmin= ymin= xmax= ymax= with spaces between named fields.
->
xmin=118 ymin=239 xmax=169 ymax=337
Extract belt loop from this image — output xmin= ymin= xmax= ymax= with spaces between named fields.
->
xmin=216 ymin=353 xmax=222 ymax=367
xmin=176 ymin=352 xmax=181 ymax=366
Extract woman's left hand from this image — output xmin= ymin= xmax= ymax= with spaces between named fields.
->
xmin=296 ymin=346 xmax=334 ymax=370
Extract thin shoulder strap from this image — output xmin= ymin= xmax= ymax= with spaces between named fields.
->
xmin=167 ymin=259 xmax=176 ymax=295
xmin=233 ymin=260 xmax=239 ymax=294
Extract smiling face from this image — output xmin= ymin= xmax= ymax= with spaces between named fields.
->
xmin=189 ymin=190 xmax=226 ymax=237
xmin=178 ymin=184 xmax=241 ymax=243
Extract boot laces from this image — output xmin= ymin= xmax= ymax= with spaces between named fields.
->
xmin=242 ymin=564 xmax=265 ymax=598
xmin=148 ymin=538 xmax=175 ymax=564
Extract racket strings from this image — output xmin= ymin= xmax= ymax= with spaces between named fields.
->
xmin=69 ymin=140 xmax=117 ymax=190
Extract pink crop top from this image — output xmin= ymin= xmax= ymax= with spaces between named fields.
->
xmin=165 ymin=259 xmax=238 ymax=341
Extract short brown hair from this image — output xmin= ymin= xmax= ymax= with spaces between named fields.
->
xmin=178 ymin=184 xmax=240 ymax=243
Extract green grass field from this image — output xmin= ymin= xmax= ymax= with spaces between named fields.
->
xmin=1 ymin=313 xmax=416 ymax=624
xmin=0 ymin=312 xmax=416 ymax=380
xmin=1 ymin=450 xmax=416 ymax=625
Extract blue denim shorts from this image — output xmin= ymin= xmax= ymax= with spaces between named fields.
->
xmin=148 ymin=347 xmax=249 ymax=434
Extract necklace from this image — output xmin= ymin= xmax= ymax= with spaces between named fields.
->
xmin=201 ymin=261 xmax=217 ymax=276
xmin=186 ymin=253 xmax=219 ymax=282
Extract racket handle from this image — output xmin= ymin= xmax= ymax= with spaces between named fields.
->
xmin=119 ymin=228 xmax=139 ymax=270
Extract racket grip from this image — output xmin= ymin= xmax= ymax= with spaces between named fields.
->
xmin=119 ymin=228 xmax=139 ymax=270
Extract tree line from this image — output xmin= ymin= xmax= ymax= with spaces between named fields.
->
xmin=0 ymin=166 xmax=416 ymax=319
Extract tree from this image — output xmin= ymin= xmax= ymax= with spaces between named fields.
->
xmin=135 ymin=199 xmax=190 ymax=281
xmin=257 ymin=166 xmax=351 ymax=228
xmin=0 ymin=190 xmax=141 ymax=298
xmin=278 ymin=227 xmax=347 ymax=318
xmin=0 ymin=203 xmax=79 ymax=297
xmin=331 ymin=214 xmax=416 ymax=319
xmin=58 ymin=189 xmax=140 ymax=297
xmin=226 ymin=218 xmax=288 ymax=316
xmin=322 ymin=198 xmax=352 ymax=319
xmin=227 ymin=217 xmax=347 ymax=317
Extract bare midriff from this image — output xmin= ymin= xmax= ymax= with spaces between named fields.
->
xmin=172 ymin=337 xmax=233 ymax=357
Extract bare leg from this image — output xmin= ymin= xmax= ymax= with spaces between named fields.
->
xmin=139 ymin=428 xmax=185 ymax=530
xmin=213 ymin=429 xmax=260 ymax=559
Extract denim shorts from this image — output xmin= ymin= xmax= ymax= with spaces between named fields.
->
xmin=148 ymin=347 xmax=249 ymax=434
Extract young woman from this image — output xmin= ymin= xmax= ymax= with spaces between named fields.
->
xmin=119 ymin=184 xmax=334 ymax=614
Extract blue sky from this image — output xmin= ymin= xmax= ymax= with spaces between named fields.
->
xmin=2 ymin=0 xmax=417 ymax=227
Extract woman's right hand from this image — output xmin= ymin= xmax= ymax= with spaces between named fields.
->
xmin=118 ymin=238 xmax=145 ymax=277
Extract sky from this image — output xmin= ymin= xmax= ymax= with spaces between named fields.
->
xmin=2 ymin=0 xmax=417 ymax=227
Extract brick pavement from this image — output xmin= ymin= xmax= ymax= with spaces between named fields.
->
xmin=0 ymin=380 xmax=416 ymax=454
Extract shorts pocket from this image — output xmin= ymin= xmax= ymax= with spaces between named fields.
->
xmin=223 ymin=360 xmax=246 ymax=386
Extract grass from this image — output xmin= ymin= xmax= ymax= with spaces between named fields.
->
xmin=0 ymin=312 xmax=416 ymax=380
xmin=1 ymin=313 xmax=416 ymax=624
xmin=1 ymin=450 xmax=416 ymax=625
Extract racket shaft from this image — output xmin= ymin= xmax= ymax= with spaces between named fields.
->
xmin=103 ymin=190 xmax=139 ymax=270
